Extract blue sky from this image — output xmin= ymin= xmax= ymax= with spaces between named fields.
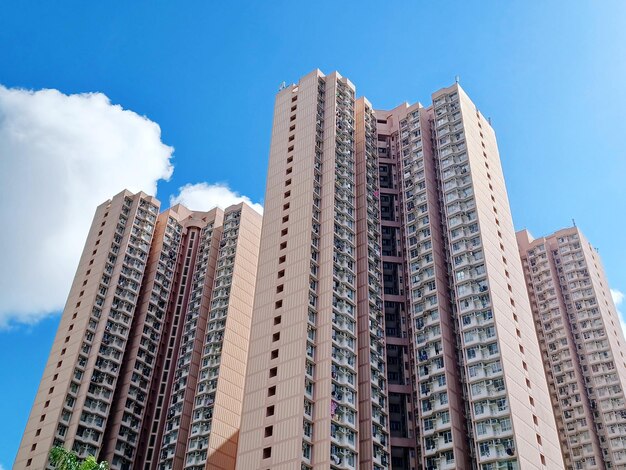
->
xmin=1 ymin=1 xmax=625 ymax=466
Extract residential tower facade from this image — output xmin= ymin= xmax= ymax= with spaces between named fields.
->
xmin=236 ymin=70 xmax=564 ymax=470
xmin=15 ymin=190 xmax=262 ymax=470
xmin=518 ymin=227 xmax=626 ymax=469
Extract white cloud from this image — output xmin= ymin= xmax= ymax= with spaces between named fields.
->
xmin=170 ymin=182 xmax=263 ymax=214
xmin=611 ymin=288 xmax=624 ymax=307
xmin=0 ymin=85 xmax=174 ymax=328
xmin=611 ymin=288 xmax=626 ymax=338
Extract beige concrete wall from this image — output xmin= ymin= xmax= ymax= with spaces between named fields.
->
xmin=205 ymin=203 xmax=262 ymax=469
xmin=518 ymin=229 xmax=606 ymax=469
xmin=237 ymin=71 xmax=322 ymax=469
xmin=15 ymin=192 xmax=261 ymax=470
xmin=443 ymin=84 xmax=563 ymax=468
xmin=15 ymin=190 xmax=159 ymax=469
xmin=519 ymin=226 xmax=626 ymax=468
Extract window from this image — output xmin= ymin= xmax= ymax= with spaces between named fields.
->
xmin=271 ymin=350 xmax=279 ymax=360
xmin=268 ymin=386 xmax=276 ymax=396
xmin=279 ymin=256 xmax=286 ymax=264
xmin=479 ymin=442 xmax=490 ymax=457
xmin=265 ymin=426 xmax=273 ymax=437
xmin=303 ymin=441 xmax=311 ymax=460
xmin=274 ymin=316 xmax=282 ymax=325
xmin=272 ymin=332 xmax=280 ymax=342
xmin=275 ymin=300 xmax=283 ymax=309
xmin=266 ymin=406 xmax=275 ymax=416
xmin=269 ymin=367 xmax=277 ymax=378
xmin=285 ymin=179 xmax=292 ymax=187
xmin=281 ymin=228 xmax=288 ymax=236
xmin=263 ymin=447 xmax=272 ymax=459
xmin=475 ymin=421 xmax=487 ymax=435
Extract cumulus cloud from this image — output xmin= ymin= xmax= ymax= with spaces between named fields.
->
xmin=0 ymin=85 xmax=174 ymax=327
xmin=611 ymin=288 xmax=626 ymax=337
xmin=170 ymin=182 xmax=263 ymax=214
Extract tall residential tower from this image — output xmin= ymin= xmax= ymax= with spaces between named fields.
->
xmin=518 ymin=227 xmax=626 ymax=469
xmin=15 ymin=190 xmax=262 ymax=470
xmin=236 ymin=70 xmax=564 ymax=470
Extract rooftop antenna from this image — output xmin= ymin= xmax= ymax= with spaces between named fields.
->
xmin=455 ymin=75 xmax=460 ymax=84
xmin=278 ymin=81 xmax=286 ymax=91
xmin=572 ymin=218 xmax=576 ymax=227
xmin=488 ymin=117 xmax=492 ymax=125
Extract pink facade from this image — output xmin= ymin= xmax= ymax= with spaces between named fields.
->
xmin=518 ymin=227 xmax=626 ymax=469
xmin=19 ymin=69 xmax=623 ymax=470
xmin=15 ymin=191 xmax=261 ymax=470
xmin=236 ymin=70 xmax=564 ymax=470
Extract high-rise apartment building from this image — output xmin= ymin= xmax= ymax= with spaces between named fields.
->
xmin=236 ymin=69 xmax=564 ymax=470
xmin=15 ymin=190 xmax=262 ymax=470
xmin=19 ymin=70 xmax=616 ymax=470
xmin=518 ymin=227 xmax=626 ymax=469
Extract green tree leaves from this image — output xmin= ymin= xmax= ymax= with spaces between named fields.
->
xmin=49 ymin=447 xmax=109 ymax=470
